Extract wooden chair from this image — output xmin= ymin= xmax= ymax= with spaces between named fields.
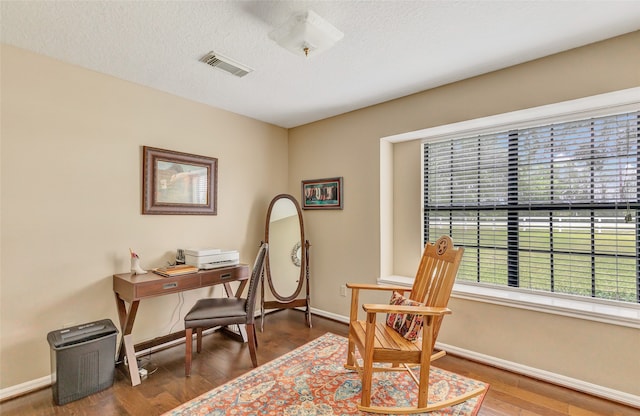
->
xmin=345 ymin=236 xmax=485 ymax=414
xmin=184 ymin=243 xmax=268 ymax=376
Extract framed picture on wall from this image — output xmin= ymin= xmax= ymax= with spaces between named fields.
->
xmin=301 ymin=177 xmax=343 ymax=210
xmin=142 ymin=146 xmax=218 ymax=215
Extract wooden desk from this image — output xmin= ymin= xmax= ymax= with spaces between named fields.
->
xmin=113 ymin=264 xmax=249 ymax=386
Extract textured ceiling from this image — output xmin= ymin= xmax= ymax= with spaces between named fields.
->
xmin=2 ymin=1 xmax=640 ymax=128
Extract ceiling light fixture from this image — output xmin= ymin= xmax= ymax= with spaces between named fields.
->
xmin=268 ymin=10 xmax=343 ymax=58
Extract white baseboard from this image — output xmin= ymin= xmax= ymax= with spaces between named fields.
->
xmin=309 ymin=307 xmax=640 ymax=409
xmin=435 ymin=342 xmax=640 ymax=409
xmin=0 ymin=376 xmax=51 ymax=402
xmin=0 ymin=327 xmax=219 ymax=402
xmin=309 ymin=306 xmax=349 ymax=324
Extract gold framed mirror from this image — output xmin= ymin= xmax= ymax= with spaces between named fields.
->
xmin=261 ymin=194 xmax=311 ymax=328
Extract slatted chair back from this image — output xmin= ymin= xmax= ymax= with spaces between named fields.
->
xmin=245 ymin=242 xmax=268 ymax=320
xmin=408 ymin=235 xmax=464 ymax=350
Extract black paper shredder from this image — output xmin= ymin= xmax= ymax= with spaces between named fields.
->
xmin=46 ymin=319 xmax=118 ymax=405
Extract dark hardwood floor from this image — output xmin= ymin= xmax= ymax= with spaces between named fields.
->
xmin=1 ymin=309 xmax=637 ymax=415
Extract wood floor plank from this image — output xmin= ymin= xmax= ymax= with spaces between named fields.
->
xmin=0 ymin=309 xmax=637 ymax=415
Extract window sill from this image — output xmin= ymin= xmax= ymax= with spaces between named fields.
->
xmin=378 ymin=275 xmax=640 ymax=329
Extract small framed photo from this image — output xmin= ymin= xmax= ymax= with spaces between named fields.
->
xmin=301 ymin=177 xmax=343 ymax=210
xmin=142 ymin=146 xmax=217 ymax=215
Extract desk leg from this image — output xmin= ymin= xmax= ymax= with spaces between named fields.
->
xmin=233 ymin=280 xmax=248 ymax=298
xmin=223 ymin=282 xmax=248 ymax=342
xmin=114 ymin=293 xmax=142 ymax=386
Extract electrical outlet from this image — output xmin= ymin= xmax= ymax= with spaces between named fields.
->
xmin=340 ymin=284 xmax=347 ymax=297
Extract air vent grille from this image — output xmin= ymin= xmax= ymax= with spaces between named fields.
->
xmin=200 ymin=51 xmax=252 ymax=78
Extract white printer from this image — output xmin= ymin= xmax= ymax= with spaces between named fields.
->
xmin=184 ymin=248 xmax=240 ymax=269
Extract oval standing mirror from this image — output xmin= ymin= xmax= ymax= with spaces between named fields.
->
xmin=262 ymin=194 xmax=311 ymax=328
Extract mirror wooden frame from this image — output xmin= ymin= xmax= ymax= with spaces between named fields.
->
xmin=261 ymin=194 xmax=312 ymax=328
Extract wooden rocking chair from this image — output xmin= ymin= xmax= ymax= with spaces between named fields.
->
xmin=345 ymin=235 xmax=485 ymax=414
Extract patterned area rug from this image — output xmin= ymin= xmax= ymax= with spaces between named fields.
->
xmin=164 ymin=332 xmax=488 ymax=415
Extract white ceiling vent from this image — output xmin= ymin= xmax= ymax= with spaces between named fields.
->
xmin=199 ymin=51 xmax=253 ymax=78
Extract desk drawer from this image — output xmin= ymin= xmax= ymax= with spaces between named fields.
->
xmin=200 ymin=266 xmax=248 ymax=286
xmin=135 ymin=274 xmax=201 ymax=298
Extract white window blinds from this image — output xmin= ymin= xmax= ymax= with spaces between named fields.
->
xmin=424 ymin=111 xmax=639 ymax=303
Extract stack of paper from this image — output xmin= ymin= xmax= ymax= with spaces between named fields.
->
xmin=152 ymin=264 xmax=199 ymax=277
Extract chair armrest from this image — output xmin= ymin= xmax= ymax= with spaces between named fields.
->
xmin=362 ymin=303 xmax=452 ymax=316
xmin=347 ymin=283 xmax=413 ymax=322
xmin=346 ymin=283 xmax=413 ymax=292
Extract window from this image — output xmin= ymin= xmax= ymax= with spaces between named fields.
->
xmin=423 ymin=111 xmax=640 ymax=304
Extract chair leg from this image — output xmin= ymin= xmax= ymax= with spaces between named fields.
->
xmin=360 ymin=315 xmax=377 ymax=408
xmin=417 ymin=322 xmax=435 ymax=409
xmin=346 ymin=333 xmax=355 ymax=368
xmin=247 ymin=323 xmax=258 ymax=367
xmin=196 ymin=328 xmax=203 ymax=353
xmin=185 ymin=328 xmax=193 ymax=377
xmin=360 ymin=356 xmax=374 ymax=408
xmin=253 ymin=324 xmax=258 ymax=348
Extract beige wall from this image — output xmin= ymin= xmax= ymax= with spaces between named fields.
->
xmin=0 ymin=45 xmax=288 ymax=388
xmin=288 ymin=31 xmax=640 ymax=397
